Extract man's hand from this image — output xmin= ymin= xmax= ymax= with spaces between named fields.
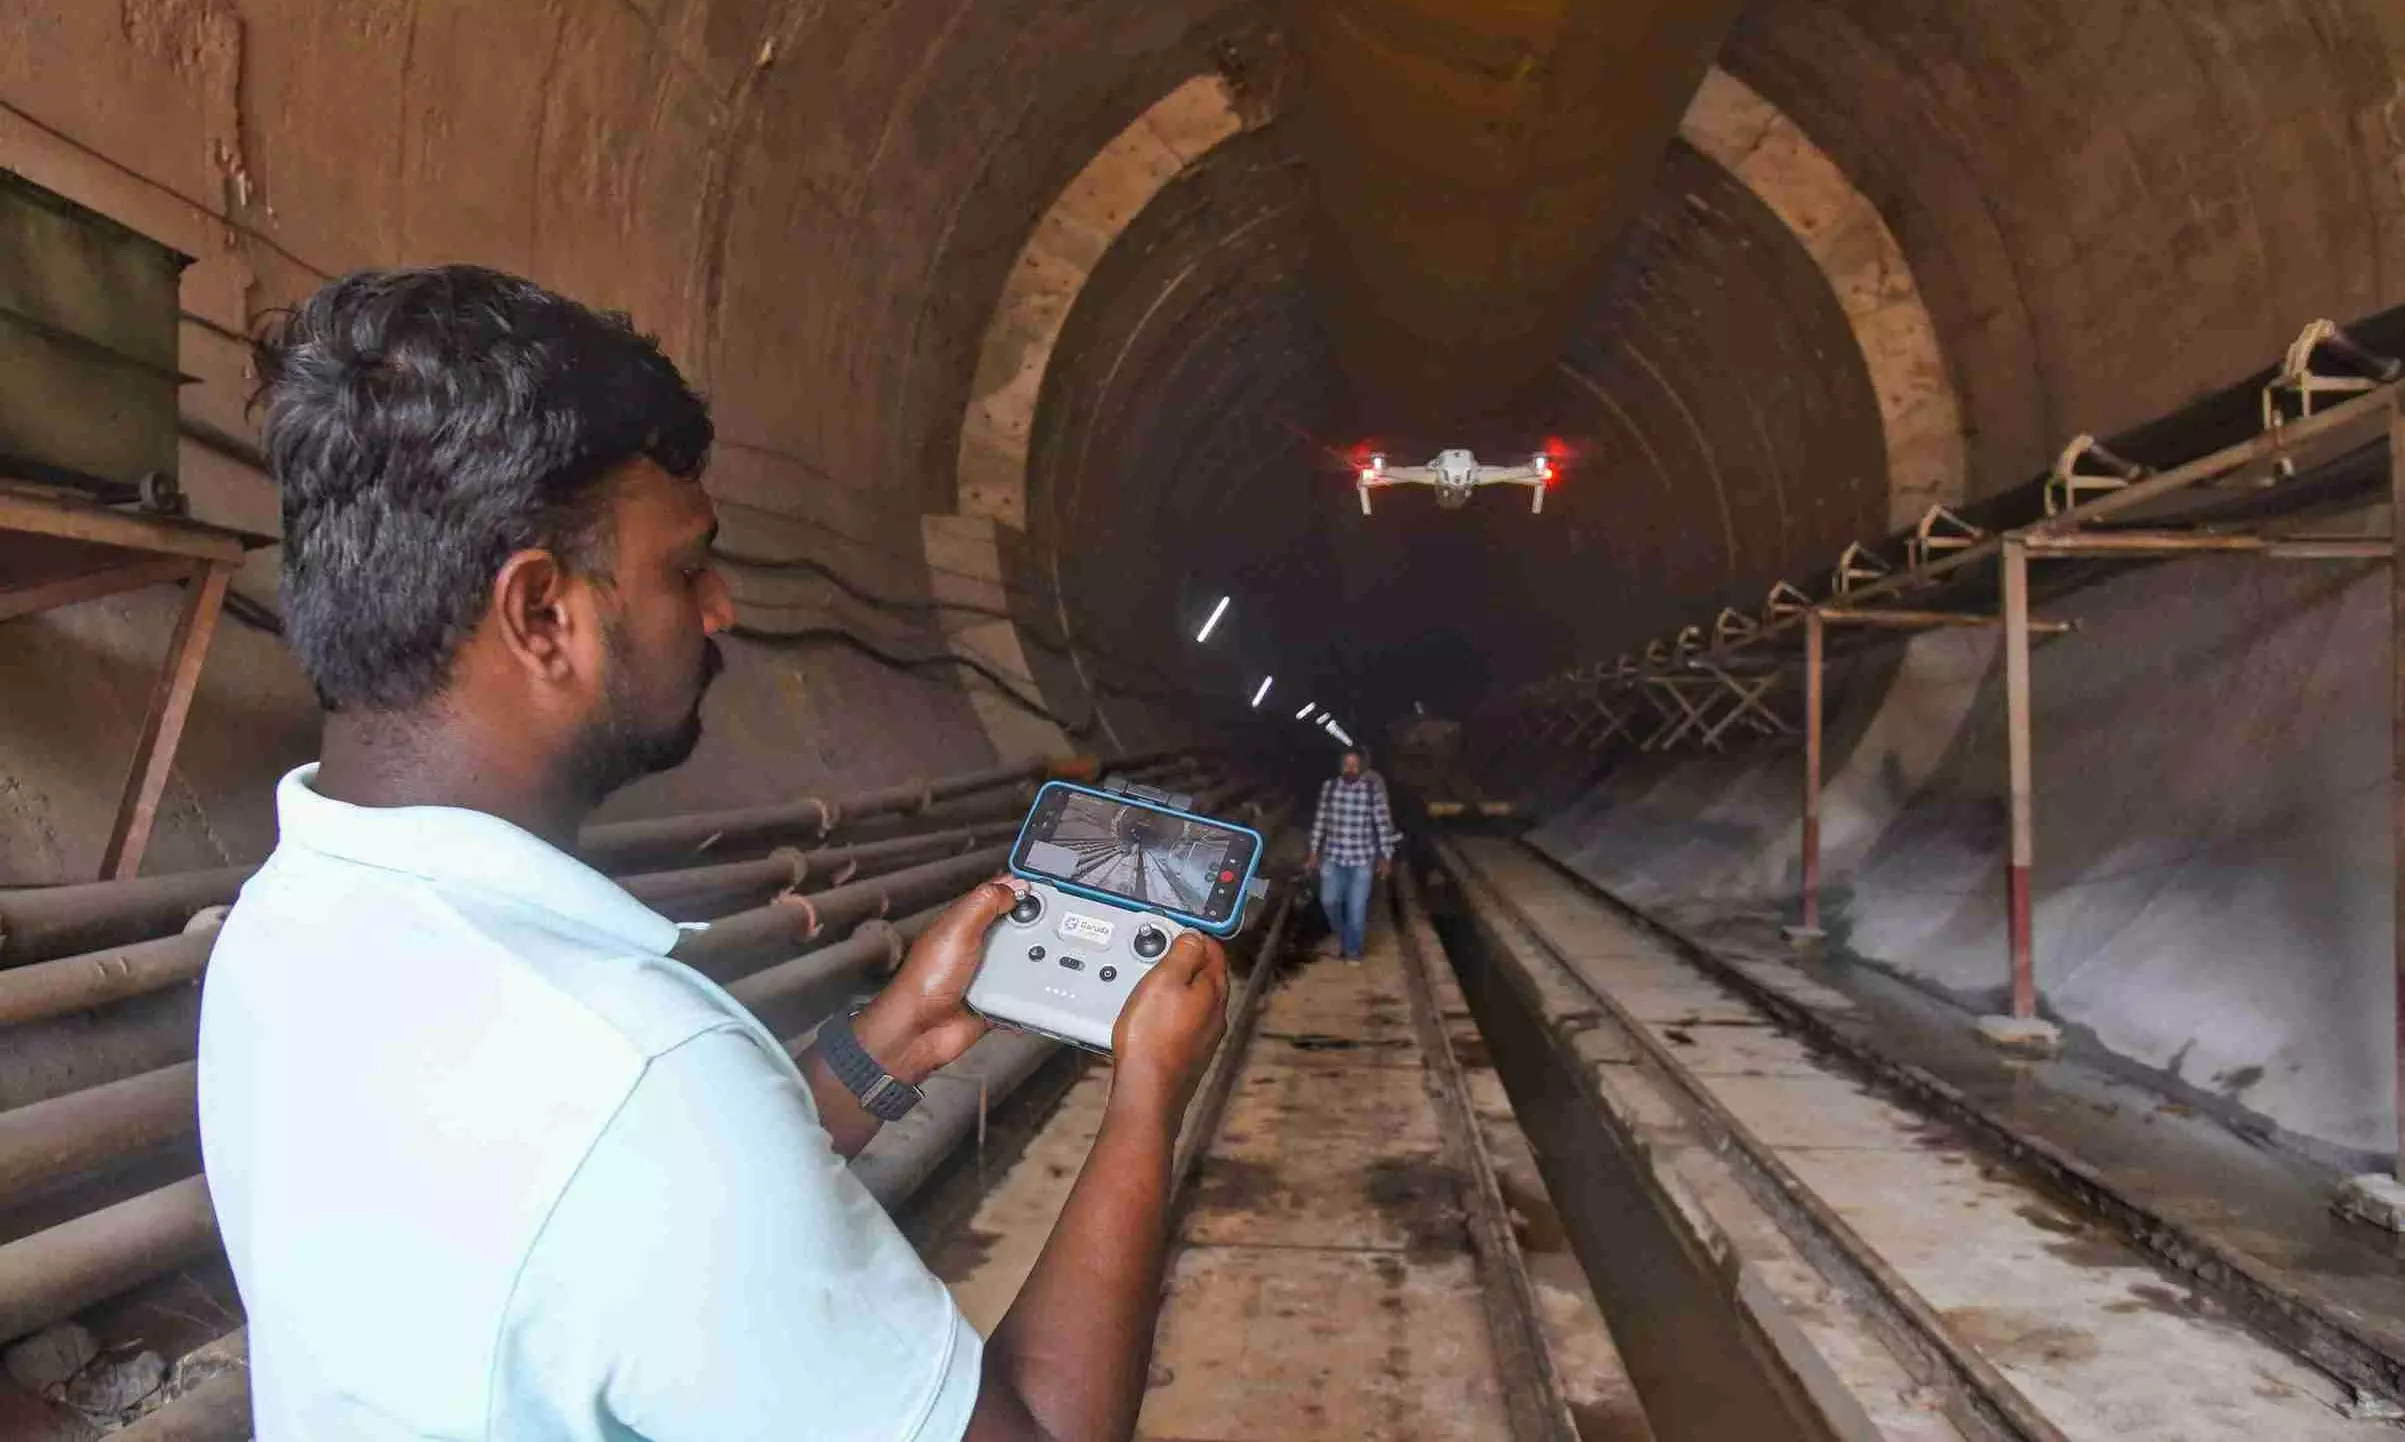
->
xmin=970 ymin=928 xmax=1231 ymax=1442
xmin=852 ymin=877 xmax=1017 ymax=1086
xmin=1303 ymin=852 xmax=1319 ymax=872
xmin=1376 ymin=858 xmax=1392 ymax=880
xmin=1109 ymin=932 xmax=1229 ymax=1118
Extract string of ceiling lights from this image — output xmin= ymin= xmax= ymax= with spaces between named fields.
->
xmin=1193 ymin=593 xmax=1354 ymax=748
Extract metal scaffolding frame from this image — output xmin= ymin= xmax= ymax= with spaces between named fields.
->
xmin=0 ymin=483 xmax=258 ymax=880
xmin=1489 ymin=320 xmax=2405 ymax=1204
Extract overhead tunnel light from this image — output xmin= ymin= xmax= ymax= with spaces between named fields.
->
xmin=1296 ymin=701 xmax=1317 ymax=720
xmin=1251 ymin=676 xmax=1274 ymax=708
xmin=1196 ymin=595 xmax=1231 ymax=644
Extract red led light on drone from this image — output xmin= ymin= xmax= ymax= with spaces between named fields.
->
xmin=1540 ymin=436 xmax=1573 ymax=486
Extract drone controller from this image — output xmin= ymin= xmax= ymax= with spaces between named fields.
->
xmin=965 ymin=779 xmax=1265 ymax=1055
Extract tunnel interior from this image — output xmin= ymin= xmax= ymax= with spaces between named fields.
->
xmin=12 ymin=0 xmax=2405 ymax=1435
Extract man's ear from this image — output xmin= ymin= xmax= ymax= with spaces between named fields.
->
xmin=491 ymin=548 xmax=583 ymax=684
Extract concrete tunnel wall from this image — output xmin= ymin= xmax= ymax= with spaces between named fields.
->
xmin=0 ymin=0 xmax=1288 ymax=880
xmin=1505 ymin=0 xmax=2405 ymax=1170
xmin=1529 ymin=539 xmax=2399 ymax=1167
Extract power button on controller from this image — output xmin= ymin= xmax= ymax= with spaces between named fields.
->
xmin=1099 ymin=966 xmax=1119 ymax=982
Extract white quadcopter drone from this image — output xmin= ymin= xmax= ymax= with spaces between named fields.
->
xmin=1356 ymin=448 xmax=1553 ymax=515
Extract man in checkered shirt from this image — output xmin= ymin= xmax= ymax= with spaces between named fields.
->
xmin=1305 ymin=749 xmax=1399 ymax=961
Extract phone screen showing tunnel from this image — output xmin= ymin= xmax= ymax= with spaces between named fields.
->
xmin=1013 ymin=784 xmax=1259 ymax=928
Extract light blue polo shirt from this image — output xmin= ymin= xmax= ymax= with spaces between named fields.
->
xmin=197 ymin=766 xmax=981 ymax=1440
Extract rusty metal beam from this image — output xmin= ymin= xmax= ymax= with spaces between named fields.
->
xmin=0 ymin=552 xmax=193 ymax=623
xmin=0 ymin=487 xmax=246 ymax=564
xmin=2024 ymin=531 xmax=2392 ymax=559
xmin=102 ymin=561 xmax=232 ymax=880
xmin=2002 ymin=538 xmax=2037 ymax=1021
xmin=1819 ymin=607 xmax=2076 ymax=635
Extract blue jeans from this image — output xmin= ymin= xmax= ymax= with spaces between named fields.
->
xmin=1319 ymin=861 xmax=1375 ymax=959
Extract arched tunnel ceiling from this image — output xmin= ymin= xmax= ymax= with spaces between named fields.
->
xmin=1028 ymin=120 xmax=1886 ymax=726
xmin=23 ymin=0 xmax=2403 ymax=772
xmin=990 ymin=0 xmax=2405 ymax=741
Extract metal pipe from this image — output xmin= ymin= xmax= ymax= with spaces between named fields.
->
xmin=618 ymin=847 xmax=811 ymax=915
xmin=2003 ymin=537 xmax=2038 ymax=1020
xmin=0 ymin=910 xmax=219 ymax=1029
xmin=672 ymin=846 xmax=1010 ymax=981
xmin=669 ymin=895 xmax=824 ymax=979
xmin=799 ymin=847 xmax=1010 ymax=939
xmin=2268 ymin=540 xmax=2394 ymax=561
xmin=0 ymin=865 xmax=252 ymax=968
xmin=620 ymin=824 xmax=1014 ymax=920
xmin=0 ymin=758 xmax=1125 ymax=969
xmin=1819 ymin=608 xmax=2076 ymax=634
xmin=0 ymin=1175 xmax=216 ymax=1345
xmin=727 ymin=913 xmax=933 ymax=1038
xmin=2023 ymin=530 xmax=2391 ymax=557
xmin=2024 ymin=531 xmax=2269 ymax=554
xmin=0 ymin=817 xmax=1020 ymax=1027
xmin=846 ymin=1030 xmax=1060 ymax=1208
xmin=0 ymin=858 xmax=999 ymax=1208
xmin=0 ymin=1062 xmax=196 ymax=1209
xmin=1802 ymin=611 xmax=1824 ymax=935
xmin=580 ymin=756 xmax=1136 ymax=871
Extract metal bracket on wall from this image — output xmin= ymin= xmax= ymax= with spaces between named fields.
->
xmin=2042 ymin=433 xmax=2149 ymax=517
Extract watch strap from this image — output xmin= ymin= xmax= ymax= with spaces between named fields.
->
xmin=818 ymin=1011 xmax=923 ymax=1121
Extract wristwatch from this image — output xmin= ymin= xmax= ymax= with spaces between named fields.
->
xmin=817 ymin=1010 xmax=924 ymax=1121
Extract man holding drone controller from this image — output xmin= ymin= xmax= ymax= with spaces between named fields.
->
xmin=1304 ymin=749 xmax=1401 ymax=962
xmin=197 ymin=265 xmax=1230 ymax=1442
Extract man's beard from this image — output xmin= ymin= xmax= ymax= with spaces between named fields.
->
xmin=563 ymin=632 xmax=723 ymax=808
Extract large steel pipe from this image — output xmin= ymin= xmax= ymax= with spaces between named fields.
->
xmin=620 ymin=824 xmax=1014 ymax=920
xmin=590 ymin=752 xmax=1190 ymax=873
xmin=0 ymin=1062 xmax=196 ymax=1210
xmin=75 ymin=1042 xmax=1069 ymax=1442
xmin=0 ymin=817 xmax=1032 ymax=1029
xmin=0 ymin=867 xmax=252 ymax=968
xmin=678 ymin=848 xmax=1007 ymax=979
xmin=727 ymin=911 xmax=941 ymax=1038
xmin=0 ymin=910 xmax=220 ymax=1030
xmin=582 ymin=758 xmax=1071 ymax=871
xmin=0 ymin=755 xmax=1178 ymax=967
xmin=793 ymin=847 xmax=1012 ymax=941
xmin=0 ymin=1175 xmax=216 ymax=1344
xmin=849 ymin=1031 xmax=1061 ymax=1208
xmin=0 ymin=855 xmax=1006 ymax=1208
